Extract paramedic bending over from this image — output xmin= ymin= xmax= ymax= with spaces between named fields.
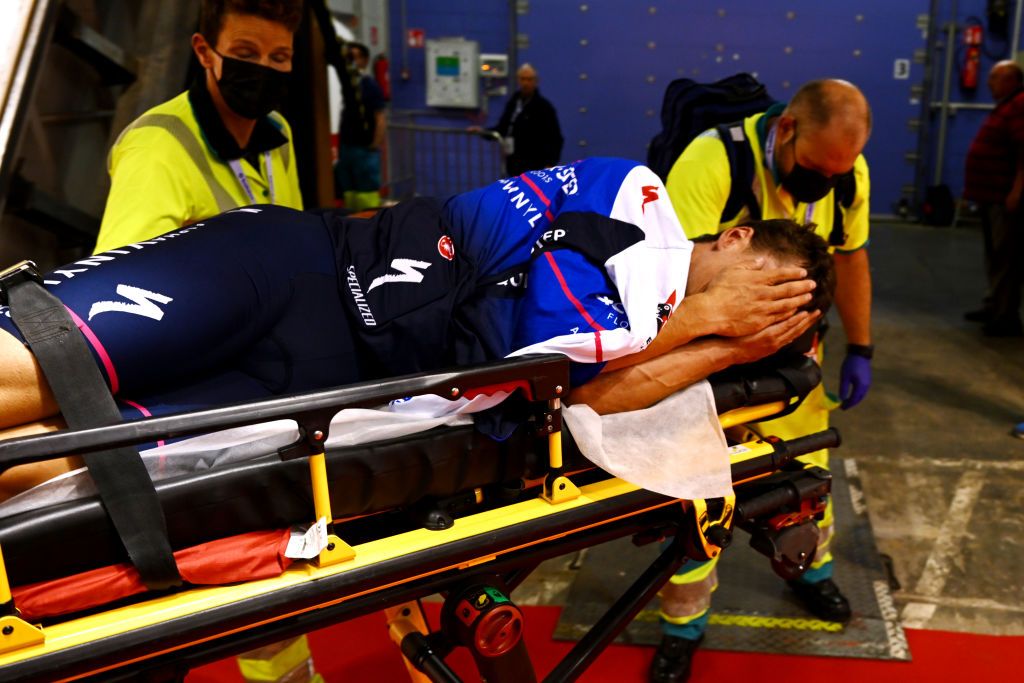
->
xmin=0 ymin=158 xmax=830 ymax=490
xmin=93 ymin=0 xmax=304 ymax=254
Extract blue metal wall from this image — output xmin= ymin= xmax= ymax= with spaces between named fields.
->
xmin=387 ymin=1 xmax=1010 ymax=214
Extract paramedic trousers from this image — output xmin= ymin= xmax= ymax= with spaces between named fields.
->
xmin=658 ymin=382 xmax=836 ymax=640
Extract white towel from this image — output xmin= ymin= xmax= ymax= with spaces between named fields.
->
xmin=563 ymin=380 xmax=733 ymax=500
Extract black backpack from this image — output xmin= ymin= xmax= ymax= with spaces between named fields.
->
xmin=647 ymin=73 xmax=855 ymax=246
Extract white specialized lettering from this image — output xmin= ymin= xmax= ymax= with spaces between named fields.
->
xmin=497 ymin=273 xmax=526 ymax=289
xmin=346 ymin=265 xmax=377 ymax=326
xmin=87 ymin=284 xmax=173 ymax=321
xmin=367 ymin=258 xmax=432 ymax=293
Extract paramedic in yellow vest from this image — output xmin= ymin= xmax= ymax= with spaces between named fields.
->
xmin=650 ymin=79 xmax=873 ymax=683
xmin=94 ymin=0 xmax=304 ymax=254
xmin=96 ymin=2 xmax=319 ymax=681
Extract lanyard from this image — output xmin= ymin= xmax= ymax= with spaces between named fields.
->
xmin=228 ymin=152 xmax=275 ymax=205
xmin=764 ymin=123 xmax=816 ymax=223
xmin=509 ymin=97 xmax=526 ymax=127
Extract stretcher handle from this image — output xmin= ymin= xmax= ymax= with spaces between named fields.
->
xmin=735 ymin=468 xmax=831 ymax=521
xmin=784 ymin=428 xmax=842 ymax=457
xmin=0 ymin=354 xmax=571 ymax=467
xmin=729 ymin=428 xmax=841 ymax=484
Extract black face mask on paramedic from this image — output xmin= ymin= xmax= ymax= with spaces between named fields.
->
xmin=214 ymin=51 xmax=290 ymax=120
xmin=779 ymin=131 xmax=839 ymax=204
xmin=781 ymin=159 xmax=838 ymax=204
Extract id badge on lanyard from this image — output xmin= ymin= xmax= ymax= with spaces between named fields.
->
xmin=228 ymin=152 xmax=276 ymax=205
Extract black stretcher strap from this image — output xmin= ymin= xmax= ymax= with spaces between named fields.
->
xmin=0 ymin=262 xmax=181 ymax=590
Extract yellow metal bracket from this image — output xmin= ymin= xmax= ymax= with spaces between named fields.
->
xmin=317 ymin=534 xmax=356 ymax=567
xmin=385 ymin=602 xmax=433 ymax=683
xmin=0 ymin=615 xmax=44 ymax=656
xmin=308 ymin=450 xmax=356 ymax=567
xmin=541 ymin=473 xmax=582 ymax=504
xmin=0 ymin=544 xmax=44 ymax=655
xmin=690 ymin=494 xmax=736 ymax=560
xmin=540 ymin=400 xmax=581 ymax=504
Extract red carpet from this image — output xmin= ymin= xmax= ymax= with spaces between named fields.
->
xmin=187 ymin=603 xmax=1023 ymax=682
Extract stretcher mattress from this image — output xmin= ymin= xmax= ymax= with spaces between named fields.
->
xmin=0 ymin=355 xmax=830 ymax=682
xmin=0 ymin=356 xmax=819 ymax=590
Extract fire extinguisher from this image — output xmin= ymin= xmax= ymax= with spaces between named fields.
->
xmin=373 ymin=53 xmax=391 ymax=101
xmin=961 ymin=22 xmax=983 ymax=91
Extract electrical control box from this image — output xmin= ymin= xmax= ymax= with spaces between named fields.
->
xmin=479 ymin=53 xmax=509 ymax=79
xmin=425 ymin=38 xmax=480 ymax=108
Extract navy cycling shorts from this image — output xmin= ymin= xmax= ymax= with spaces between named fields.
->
xmin=1 ymin=206 xmax=360 ymax=419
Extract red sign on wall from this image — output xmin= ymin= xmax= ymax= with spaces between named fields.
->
xmin=407 ymin=28 xmax=425 ymax=48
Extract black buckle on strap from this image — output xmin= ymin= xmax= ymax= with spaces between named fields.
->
xmin=0 ymin=260 xmax=43 ymax=306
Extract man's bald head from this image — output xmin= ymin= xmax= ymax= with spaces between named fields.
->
xmin=989 ymin=60 xmax=1024 ymax=102
xmin=788 ymin=79 xmax=871 ymax=146
xmin=774 ymin=79 xmax=871 ymax=181
xmin=518 ymin=63 xmax=538 ymax=97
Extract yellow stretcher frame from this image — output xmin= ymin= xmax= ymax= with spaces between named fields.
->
xmin=0 ymin=355 xmax=827 ymax=682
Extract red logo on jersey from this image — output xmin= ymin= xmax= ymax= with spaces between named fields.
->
xmin=656 ymin=290 xmax=677 ymax=332
xmin=437 ymin=235 xmax=455 ymax=261
xmin=641 ymin=185 xmax=659 ymax=213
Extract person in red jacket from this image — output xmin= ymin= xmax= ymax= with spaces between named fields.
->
xmin=963 ymin=60 xmax=1024 ymax=337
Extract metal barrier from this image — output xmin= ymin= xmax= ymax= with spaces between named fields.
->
xmin=387 ymin=122 xmax=506 ymax=200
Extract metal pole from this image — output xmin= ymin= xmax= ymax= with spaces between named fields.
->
xmin=542 ymin=537 xmax=689 ymax=683
xmin=1012 ymin=0 xmax=1023 ymax=58
xmin=509 ymin=0 xmax=519 ymax=93
xmin=400 ymin=0 xmax=409 ymax=78
xmin=913 ymin=0 xmax=941 ymax=213
xmin=933 ymin=6 xmax=958 ymax=187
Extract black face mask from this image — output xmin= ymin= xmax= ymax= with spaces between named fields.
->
xmin=781 ymin=162 xmax=837 ymax=203
xmin=214 ymin=52 xmax=290 ymax=120
xmin=779 ymin=134 xmax=838 ymax=203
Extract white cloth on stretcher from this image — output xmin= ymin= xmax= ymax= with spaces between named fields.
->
xmin=563 ymin=380 xmax=733 ymax=500
xmin=0 ymin=380 xmax=731 ymax=518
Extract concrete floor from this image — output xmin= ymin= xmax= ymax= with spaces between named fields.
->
xmin=517 ymin=220 xmax=1024 ymax=637
xmin=826 ymin=220 xmax=1024 ymax=636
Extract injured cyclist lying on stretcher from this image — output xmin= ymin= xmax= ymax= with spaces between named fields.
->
xmin=0 ymin=157 xmax=834 ymax=501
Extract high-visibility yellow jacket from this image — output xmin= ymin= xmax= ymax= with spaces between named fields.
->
xmin=665 ymin=108 xmax=870 ymax=253
xmin=95 ymin=90 xmax=303 ymax=254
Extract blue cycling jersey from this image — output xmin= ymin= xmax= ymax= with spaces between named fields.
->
xmin=1 ymin=158 xmax=692 ymax=421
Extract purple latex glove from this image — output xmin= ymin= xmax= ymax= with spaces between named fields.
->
xmin=838 ymin=354 xmax=871 ymax=409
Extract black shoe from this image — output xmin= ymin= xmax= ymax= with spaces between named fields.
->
xmin=786 ymin=578 xmax=852 ymax=624
xmin=982 ymin=318 xmax=1024 ymax=337
xmin=649 ymin=634 xmax=702 ymax=683
xmin=963 ymin=308 xmax=991 ymax=323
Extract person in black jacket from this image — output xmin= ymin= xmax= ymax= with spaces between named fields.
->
xmin=479 ymin=64 xmax=564 ymax=176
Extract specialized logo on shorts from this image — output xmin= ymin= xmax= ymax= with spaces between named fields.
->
xmin=367 ymin=259 xmax=432 ymax=293
xmin=437 ymin=235 xmax=455 ymax=261
xmin=641 ymin=185 xmax=659 ymax=214
xmin=346 ymin=265 xmax=376 ymax=326
xmin=87 ymin=284 xmax=173 ymax=321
